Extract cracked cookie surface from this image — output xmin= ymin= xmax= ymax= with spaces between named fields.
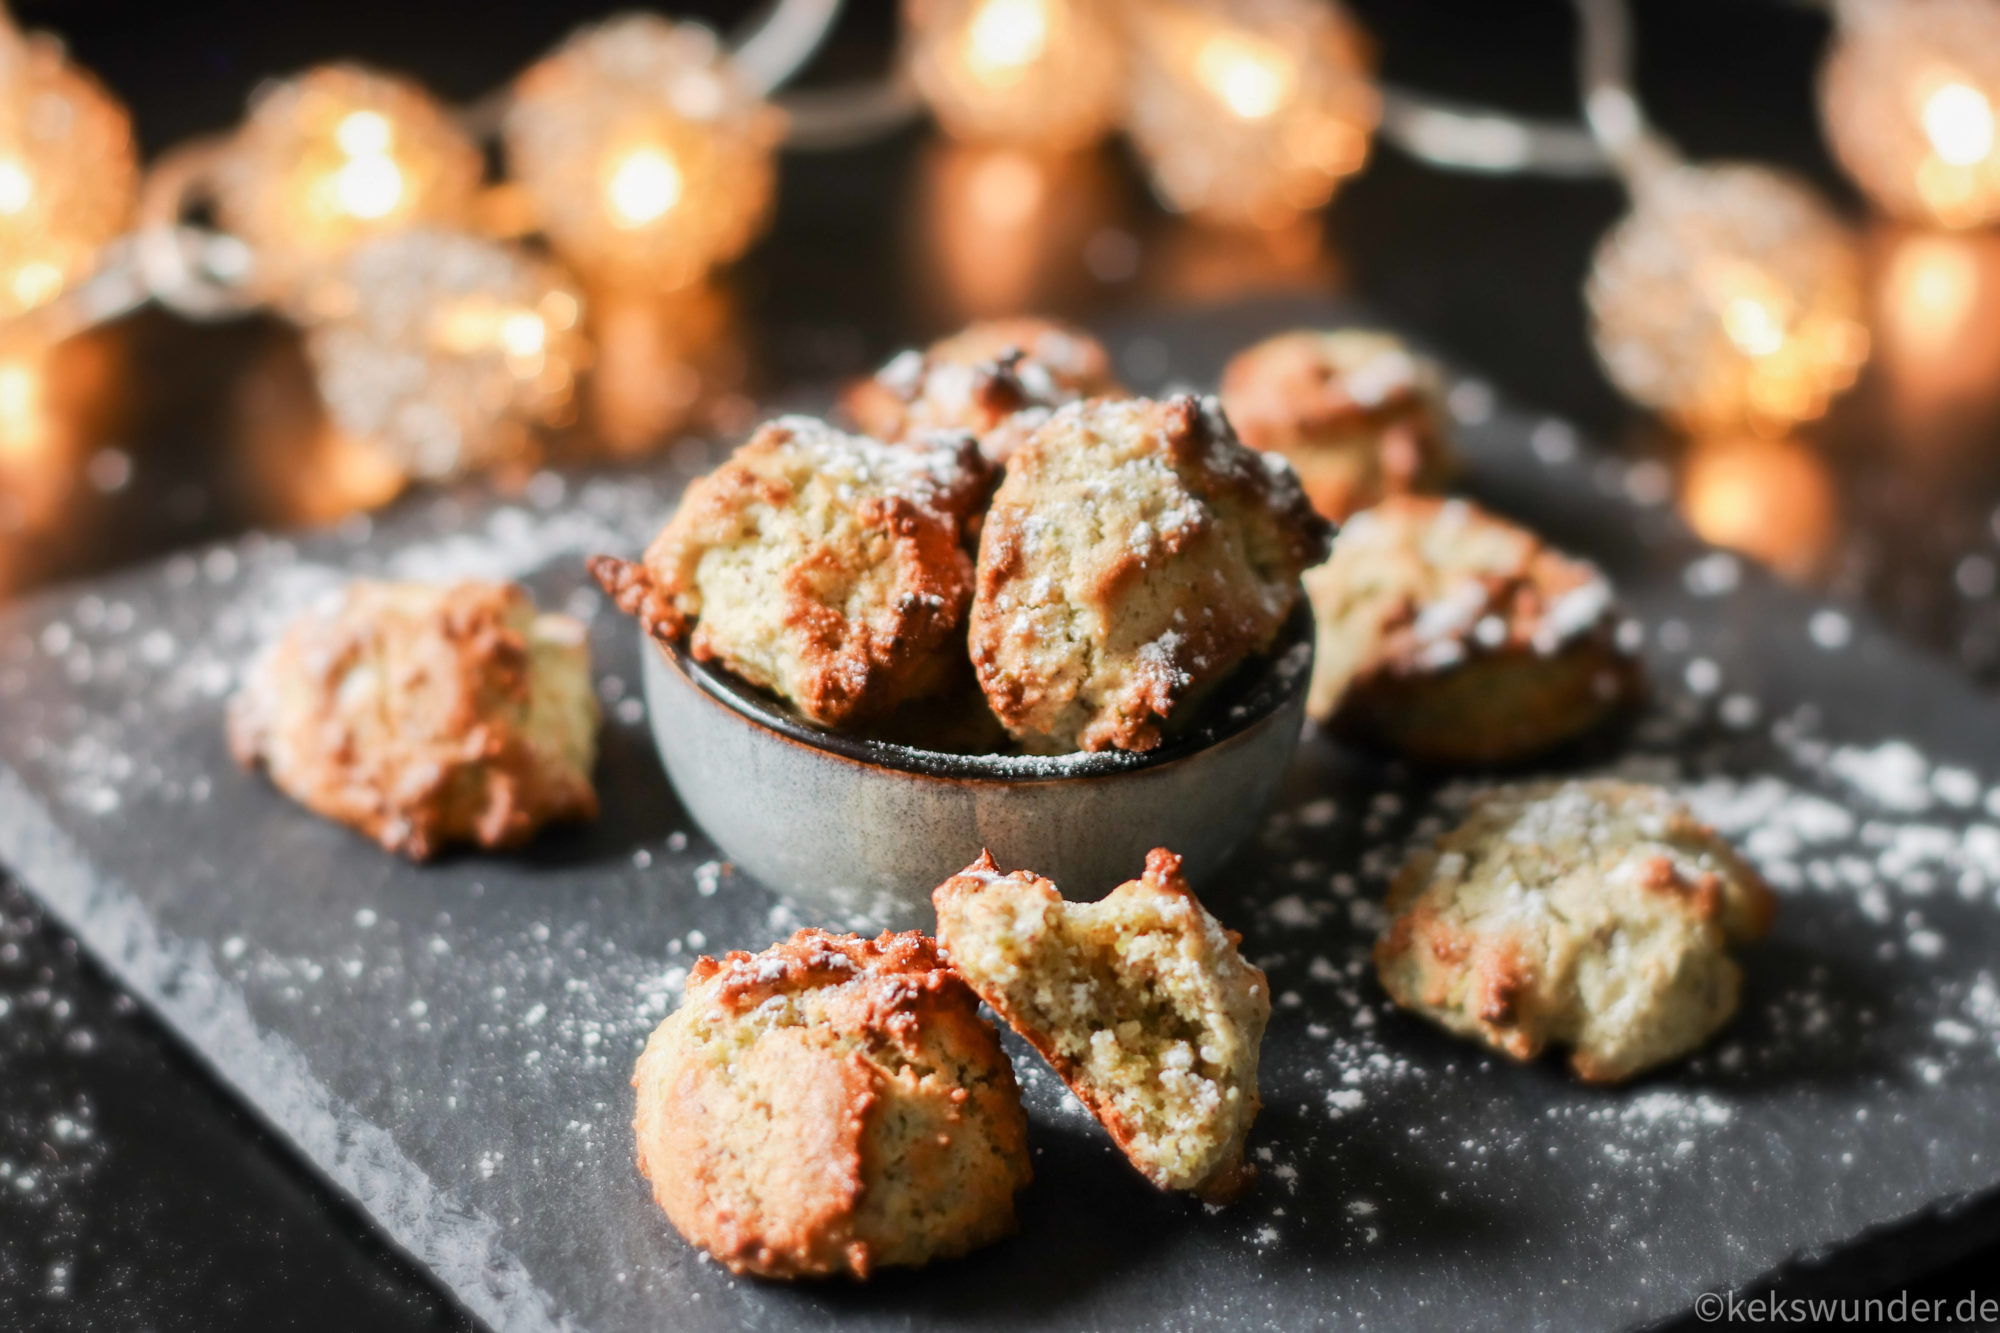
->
xmin=632 ymin=929 xmax=1032 ymax=1279
xmin=592 ymin=415 xmax=991 ymax=728
xmin=969 ymin=395 xmax=1329 ymax=752
xmin=226 ymin=579 xmax=598 ymax=859
xmin=844 ymin=317 xmax=1122 ymax=466
xmin=1304 ymin=495 xmax=1641 ymax=765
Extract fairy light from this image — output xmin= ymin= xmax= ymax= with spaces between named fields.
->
xmin=212 ymin=65 xmax=482 ymax=297
xmin=1923 ymin=82 xmax=1995 ymax=166
xmin=329 ymin=110 xmax=404 ymax=219
xmin=905 ymin=0 xmax=1125 ymax=150
xmin=505 ymin=15 xmax=783 ymax=289
xmin=1567 ymin=0 xmax=1868 ymax=431
xmin=1194 ymin=29 xmax=1298 ymax=121
xmin=1821 ymin=0 xmax=2000 ymax=229
xmin=0 ymin=19 xmax=138 ymax=319
xmin=1125 ymin=0 xmax=1378 ymax=229
xmin=0 ymin=0 xmax=1943 ymax=478
xmin=964 ymin=0 xmax=1049 ymax=79
xmin=292 ymin=231 xmax=587 ymax=479
xmin=605 ymin=148 xmax=686 ymax=228
xmin=0 ymin=161 xmax=31 ymax=215
xmin=1587 ymin=163 xmax=1870 ymax=431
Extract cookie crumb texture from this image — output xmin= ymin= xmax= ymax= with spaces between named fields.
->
xmin=1376 ymin=780 xmax=1776 ymax=1083
xmin=970 ymin=395 xmax=1330 ymax=752
xmin=933 ymin=848 xmax=1270 ymax=1202
xmin=1220 ymin=329 xmax=1459 ymax=523
xmin=843 ymin=317 xmax=1122 ymax=466
xmin=1305 ymin=495 xmax=1640 ymax=766
xmin=226 ymin=579 xmax=598 ymax=860
xmin=632 ymin=930 xmax=1031 ymax=1279
xmin=591 ymin=416 xmax=991 ymax=727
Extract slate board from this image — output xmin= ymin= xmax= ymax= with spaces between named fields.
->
xmin=7 ymin=298 xmax=2000 ymax=1332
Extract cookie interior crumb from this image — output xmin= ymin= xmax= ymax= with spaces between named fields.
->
xmin=934 ymin=849 xmax=1268 ymax=1201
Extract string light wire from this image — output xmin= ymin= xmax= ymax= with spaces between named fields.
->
xmin=1378 ymin=85 xmax=1609 ymax=177
xmin=731 ymin=0 xmax=847 ymax=96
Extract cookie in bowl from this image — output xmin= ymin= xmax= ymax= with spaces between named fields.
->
xmin=969 ymin=395 xmax=1330 ymax=752
xmin=933 ymin=848 xmax=1269 ymax=1202
xmin=1375 ymin=780 xmax=1775 ymax=1083
xmin=591 ymin=416 xmax=991 ymax=729
xmin=1304 ymin=495 xmax=1640 ymax=766
xmin=632 ymin=929 xmax=1032 ymax=1278
xmin=226 ymin=580 xmax=598 ymax=860
xmin=843 ymin=317 xmax=1122 ymax=465
xmin=1220 ymin=329 xmax=1458 ymax=522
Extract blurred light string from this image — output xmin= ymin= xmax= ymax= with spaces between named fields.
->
xmin=12 ymin=0 xmax=1653 ymax=344
xmin=12 ymin=0 xmax=1865 ymax=353
xmin=9 ymin=0 xmax=890 ymax=338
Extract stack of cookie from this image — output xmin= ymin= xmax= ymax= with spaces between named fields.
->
xmin=594 ymin=318 xmax=1334 ymax=755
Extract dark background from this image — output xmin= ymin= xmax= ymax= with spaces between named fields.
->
xmin=5 ymin=0 xmax=2000 ymax=1327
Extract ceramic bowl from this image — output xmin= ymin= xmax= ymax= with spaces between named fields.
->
xmin=639 ymin=607 xmax=1313 ymax=929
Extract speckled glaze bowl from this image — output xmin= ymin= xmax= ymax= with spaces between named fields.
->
xmin=639 ymin=608 xmax=1314 ymax=929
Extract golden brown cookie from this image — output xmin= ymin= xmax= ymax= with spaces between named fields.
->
xmin=969 ymin=395 xmax=1330 ymax=752
xmin=1375 ymin=780 xmax=1775 ymax=1083
xmin=933 ymin=848 xmax=1269 ymax=1202
xmin=226 ymin=580 xmax=598 ymax=859
xmin=843 ymin=317 xmax=1122 ymax=465
xmin=1220 ymin=329 xmax=1458 ymax=522
xmin=1304 ymin=495 xmax=1640 ymax=766
xmin=632 ymin=929 xmax=1032 ymax=1279
xmin=590 ymin=415 xmax=991 ymax=728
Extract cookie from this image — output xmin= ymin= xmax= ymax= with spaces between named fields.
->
xmin=226 ymin=580 xmax=598 ymax=859
xmin=632 ymin=929 xmax=1032 ymax=1278
xmin=590 ymin=416 xmax=991 ymax=728
xmin=844 ymin=317 xmax=1122 ymax=465
xmin=1304 ymin=495 xmax=1640 ymax=765
xmin=1220 ymin=329 xmax=1457 ymax=522
xmin=933 ymin=848 xmax=1269 ymax=1202
xmin=969 ymin=395 xmax=1330 ymax=752
xmin=1375 ymin=780 xmax=1776 ymax=1083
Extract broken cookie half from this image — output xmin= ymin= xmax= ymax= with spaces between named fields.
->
xmin=932 ymin=848 xmax=1269 ymax=1203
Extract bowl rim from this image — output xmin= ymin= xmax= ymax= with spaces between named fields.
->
xmin=651 ymin=602 xmax=1315 ymax=784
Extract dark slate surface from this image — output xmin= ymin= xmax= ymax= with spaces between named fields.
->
xmin=6 ymin=299 xmax=2000 ymax=1332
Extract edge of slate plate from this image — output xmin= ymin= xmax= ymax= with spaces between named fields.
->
xmin=0 ymin=764 xmax=568 ymax=1333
